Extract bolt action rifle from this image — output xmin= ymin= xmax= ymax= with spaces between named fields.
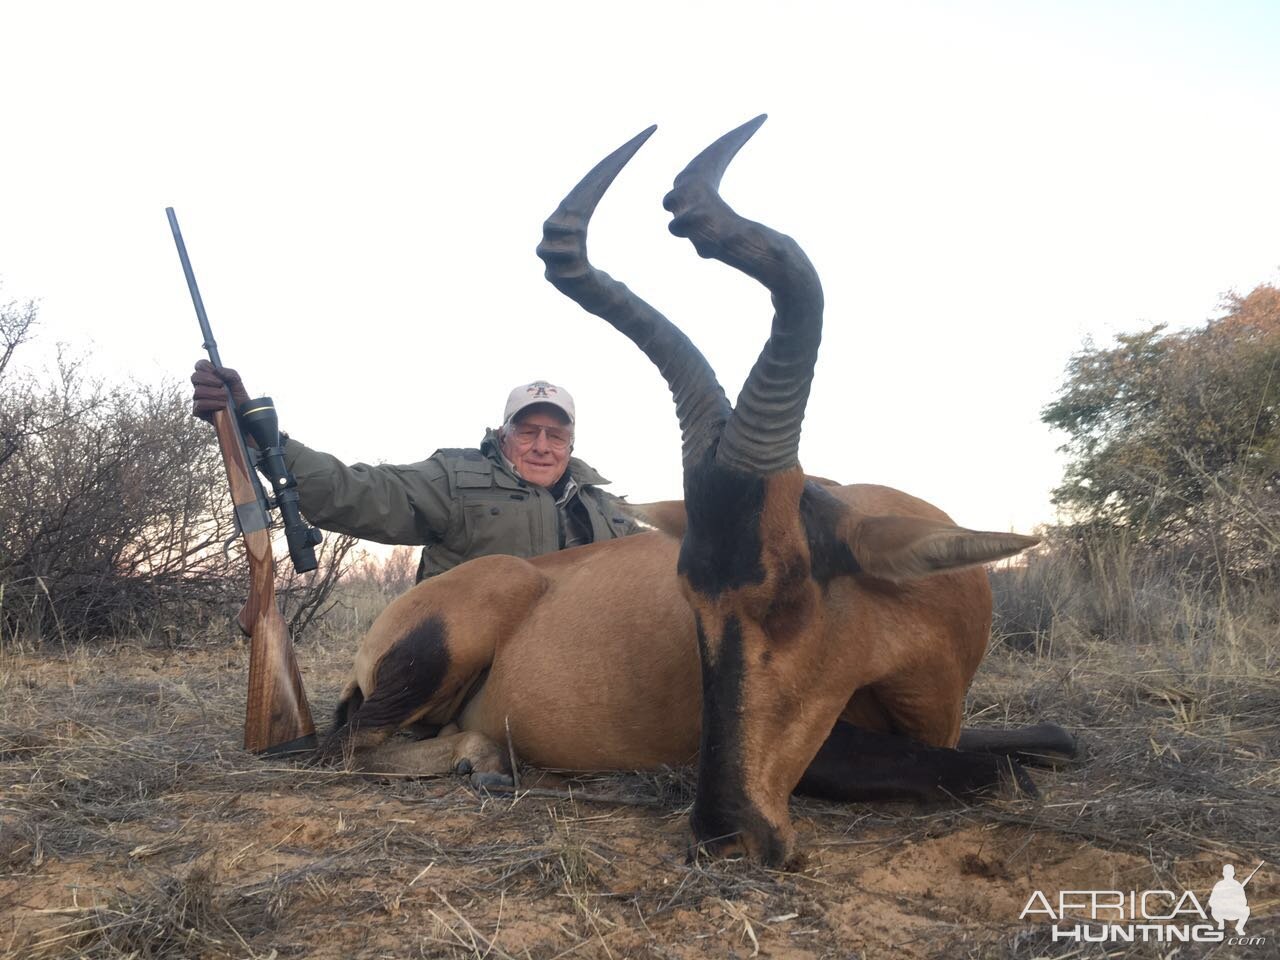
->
xmin=166 ymin=207 xmax=323 ymax=755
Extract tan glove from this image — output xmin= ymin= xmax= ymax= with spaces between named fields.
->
xmin=191 ymin=359 xmax=251 ymax=423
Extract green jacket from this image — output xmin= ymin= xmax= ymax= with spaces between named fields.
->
xmin=283 ymin=430 xmax=641 ymax=580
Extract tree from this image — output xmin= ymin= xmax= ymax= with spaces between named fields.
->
xmin=1043 ymin=283 xmax=1280 ymax=574
xmin=0 ymin=289 xmax=38 ymax=470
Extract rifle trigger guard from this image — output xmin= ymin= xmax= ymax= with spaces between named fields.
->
xmin=223 ymin=521 xmax=241 ymax=561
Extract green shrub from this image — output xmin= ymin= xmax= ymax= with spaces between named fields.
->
xmin=1043 ymin=284 xmax=1280 ymax=579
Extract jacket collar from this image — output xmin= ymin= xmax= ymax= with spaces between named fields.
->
xmin=480 ymin=428 xmax=611 ymax=487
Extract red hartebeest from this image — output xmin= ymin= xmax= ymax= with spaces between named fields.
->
xmin=320 ymin=119 xmax=1074 ymax=865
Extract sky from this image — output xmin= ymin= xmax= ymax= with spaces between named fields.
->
xmin=3 ymin=1 xmax=1279 ymax=539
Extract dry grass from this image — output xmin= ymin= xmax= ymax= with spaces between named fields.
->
xmin=1 ymin=549 xmax=1277 ymax=958
xmin=985 ymin=538 xmax=1280 ymax=863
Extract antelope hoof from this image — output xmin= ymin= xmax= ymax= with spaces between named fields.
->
xmin=469 ymin=770 xmax=515 ymax=793
xmin=1001 ymin=758 xmax=1039 ymax=799
xmin=1029 ymin=723 xmax=1080 ymax=765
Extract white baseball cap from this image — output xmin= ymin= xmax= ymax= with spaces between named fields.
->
xmin=503 ymin=380 xmax=575 ymax=424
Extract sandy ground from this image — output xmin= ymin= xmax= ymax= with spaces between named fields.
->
xmin=1 ymin=640 xmax=1274 ymax=959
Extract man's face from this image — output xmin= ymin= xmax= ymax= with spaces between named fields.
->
xmin=500 ymin=406 xmax=573 ymax=488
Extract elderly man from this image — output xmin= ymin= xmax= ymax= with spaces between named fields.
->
xmin=191 ymin=362 xmax=640 ymax=580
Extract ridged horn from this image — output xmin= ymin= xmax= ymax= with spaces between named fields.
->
xmin=537 ymin=126 xmax=731 ymax=471
xmin=664 ymin=115 xmax=825 ymax=475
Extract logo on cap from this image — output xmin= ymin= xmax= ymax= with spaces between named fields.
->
xmin=504 ymin=380 xmax=576 ymax=425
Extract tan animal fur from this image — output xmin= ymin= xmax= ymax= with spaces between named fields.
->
xmin=323 ymin=119 xmax=1063 ymax=866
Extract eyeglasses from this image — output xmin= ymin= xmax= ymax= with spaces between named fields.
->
xmin=510 ymin=423 xmax=573 ymax=451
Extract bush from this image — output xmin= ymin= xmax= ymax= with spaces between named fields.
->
xmin=0 ymin=294 xmax=235 ymax=641
xmin=303 ymin=545 xmax=417 ymax=642
xmin=992 ymin=529 xmax=1217 ymax=653
xmin=0 ymin=291 xmax=355 ymax=644
xmin=1043 ymin=283 xmax=1280 ymax=578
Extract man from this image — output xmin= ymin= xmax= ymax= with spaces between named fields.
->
xmin=191 ymin=361 xmax=640 ymax=580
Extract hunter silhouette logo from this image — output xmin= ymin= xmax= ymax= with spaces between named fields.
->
xmin=1019 ymin=861 xmax=1267 ymax=946
xmin=1210 ymin=863 xmax=1260 ymax=935
xmin=527 ymin=382 xmax=557 ymax=398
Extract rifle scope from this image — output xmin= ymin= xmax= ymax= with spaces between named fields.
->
xmin=239 ymin=396 xmax=324 ymax=572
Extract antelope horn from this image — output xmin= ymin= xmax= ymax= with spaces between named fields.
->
xmin=665 ymin=115 xmax=825 ymax=475
xmin=537 ymin=126 xmax=731 ymax=470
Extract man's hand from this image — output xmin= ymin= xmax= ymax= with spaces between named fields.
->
xmin=191 ymin=359 xmax=251 ymax=422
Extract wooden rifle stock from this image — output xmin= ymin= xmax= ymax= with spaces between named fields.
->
xmin=212 ymin=405 xmax=317 ymax=754
xmin=167 ymin=207 xmax=316 ymax=756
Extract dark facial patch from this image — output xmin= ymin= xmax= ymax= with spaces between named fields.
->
xmin=760 ymin=550 xmax=814 ymax=645
xmin=690 ymin=613 xmax=787 ymax=865
xmin=678 ymin=450 xmax=767 ymax=597
xmin=347 ymin=615 xmax=451 ymax=732
xmin=799 ymin=482 xmax=860 ymax=586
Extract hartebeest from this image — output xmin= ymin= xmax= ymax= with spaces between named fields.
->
xmin=321 ymin=118 xmax=1074 ymax=865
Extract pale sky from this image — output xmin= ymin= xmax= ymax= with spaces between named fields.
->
xmin=3 ymin=1 xmax=1279 ymax=538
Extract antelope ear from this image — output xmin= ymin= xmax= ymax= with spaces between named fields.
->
xmin=621 ymin=500 xmax=688 ymax=539
xmin=848 ymin=515 xmax=1039 ymax=583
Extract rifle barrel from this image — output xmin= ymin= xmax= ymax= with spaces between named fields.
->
xmin=165 ymin=207 xmax=223 ymax=368
xmin=164 ymin=206 xmax=317 ymax=755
